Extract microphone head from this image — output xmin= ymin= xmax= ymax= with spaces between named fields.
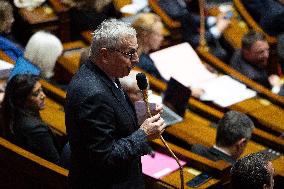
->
xmin=136 ymin=73 xmax=148 ymax=90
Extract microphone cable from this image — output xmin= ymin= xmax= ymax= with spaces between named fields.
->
xmin=136 ymin=73 xmax=184 ymax=189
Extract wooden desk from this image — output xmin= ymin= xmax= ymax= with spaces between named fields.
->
xmin=48 ymin=0 xmax=70 ymax=13
xmin=164 ymin=112 xmax=284 ymax=178
xmin=57 ymin=40 xmax=87 ymax=73
xmin=48 ymin=0 xmax=72 ymax=42
xmin=16 ymin=3 xmax=59 ymax=44
xmin=160 ymin=167 xmax=220 ymax=189
xmin=0 ymin=137 xmax=68 ymax=188
xmin=18 ymin=4 xmax=58 ymax=25
xmin=41 ymin=98 xmax=66 ymax=134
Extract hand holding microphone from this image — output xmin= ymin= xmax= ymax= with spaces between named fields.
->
xmin=140 ymin=113 xmax=165 ymax=140
xmin=136 ymin=73 xmax=166 ymax=140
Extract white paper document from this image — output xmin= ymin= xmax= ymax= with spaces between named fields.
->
xmin=150 ymin=43 xmax=217 ymax=87
xmin=196 ymin=75 xmax=256 ymax=107
xmin=150 ymin=43 xmax=256 ymax=107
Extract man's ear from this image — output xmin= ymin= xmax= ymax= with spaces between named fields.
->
xmin=100 ymin=48 xmax=109 ymax=63
xmin=236 ymin=138 xmax=247 ymax=149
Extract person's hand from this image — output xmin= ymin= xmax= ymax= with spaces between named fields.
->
xmin=150 ymin=104 xmax=163 ymax=116
xmin=140 ymin=114 xmax=166 ymax=141
xmin=268 ymin=74 xmax=282 ymax=87
xmin=190 ymin=87 xmax=205 ymax=98
xmin=216 ymin=14 xmax=230 ymax=33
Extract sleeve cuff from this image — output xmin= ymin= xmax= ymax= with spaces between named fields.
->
xmin=272 ymin=86 xmax=281 ymax=94
xmin=134 ymin=129 xmax=152 ymax=155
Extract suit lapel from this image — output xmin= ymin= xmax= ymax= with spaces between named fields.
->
xmin=110 ymin=82 xmax=137 ymax=127
xmin=86 ymin=61 xmax=137 ymax=127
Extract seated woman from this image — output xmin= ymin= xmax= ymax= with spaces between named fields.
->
xmin=8 ymin=31 xmax=66 ymax=89
xmin=0 ymin=0 xmax=23 ymax=61
xmin=132 ymin=13 xmax=205 ymax=98
xmin=131 ymin=13 xmax=167 ymax=82
xmin=1 ymin=74 xmax=60 ymax=164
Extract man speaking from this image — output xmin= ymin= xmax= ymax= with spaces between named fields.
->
xmin=65 ymin=19 xmax=166 ymax=189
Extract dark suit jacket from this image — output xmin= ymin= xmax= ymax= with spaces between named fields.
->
xmin=191 ymin=144 xmax=236 ymax=164
xmin=242 ymin=0 xmax=284 ymax=36
xmin=12 ymin=110 xmax=60 ymax=164
xmin=65 ymin=60 xmax=151 ymax=189
xmin=278 ymin=85 xmax=284 ymax=96
xmin=230 ymin=49 xmax=271 ymax=89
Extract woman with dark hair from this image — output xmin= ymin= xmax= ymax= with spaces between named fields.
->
xmin=2 ymin=74 xmax=60 ymax=164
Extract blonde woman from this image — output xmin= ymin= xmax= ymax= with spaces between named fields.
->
xmin=132 ymin=13 xmax=166 ymax=82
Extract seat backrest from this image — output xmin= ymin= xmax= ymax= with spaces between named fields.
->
xmin=148 ymin=0 xmax=181 ymax=28
xmin=233 ymin=0 xmax=276 ymax=44
xmin=0 ymin=137 xmax=68 ymax=188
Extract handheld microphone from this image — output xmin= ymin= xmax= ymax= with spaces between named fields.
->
xmin=136 ymin=73 xmax=184 ymax=189
xmin=136 ymin=73 xmax=151 ymax=117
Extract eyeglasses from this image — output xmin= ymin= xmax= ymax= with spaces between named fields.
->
xmin=111 ymin=48 xmax=138 ymax=60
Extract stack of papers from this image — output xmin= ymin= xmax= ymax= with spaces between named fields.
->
xmin=195 ymin=75 xmax=256 ymax=107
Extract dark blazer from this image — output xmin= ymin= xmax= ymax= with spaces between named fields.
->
xmin=241 ymin=0 xmax=284 ymax=36
xmin=230 ymin=49 xmax=271 ymax=89
xmin=65 ymin=60 xmax=151 ymax=189
xmin=12 ymin=111 xmax=60 ymax=164
xmin=278 ymin=85 xmax=284 ymax=96
xmin=191 ymin=144 xmax=236 ymax=164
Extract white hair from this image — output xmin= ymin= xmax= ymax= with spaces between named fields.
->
xmin=24 ymin=31 xmax=63 ymax=79
xmin=90 ymin=19 xmax=136 ymax=58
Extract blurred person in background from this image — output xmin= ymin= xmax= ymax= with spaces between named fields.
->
xmin=0 ymin=0 xmax=23 ymax=61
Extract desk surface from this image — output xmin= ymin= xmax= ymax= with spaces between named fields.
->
xmin=18 ymin=4 xmax=58 ymax=25
xmin=231 ymin=98 xmax=284 ymax=134
xmin=57 ymin=40 xmax=87 ymax=74
xmin=166 ymin=111 xmax=284 ymax=177
xmin=41 ymin=98 xmax=284 ymax=178
xmin=161 ymin=166 xmax=219 ymax=188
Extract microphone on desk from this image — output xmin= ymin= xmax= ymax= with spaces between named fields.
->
xmin=136 ymin=73 xmax=184 ymax=189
